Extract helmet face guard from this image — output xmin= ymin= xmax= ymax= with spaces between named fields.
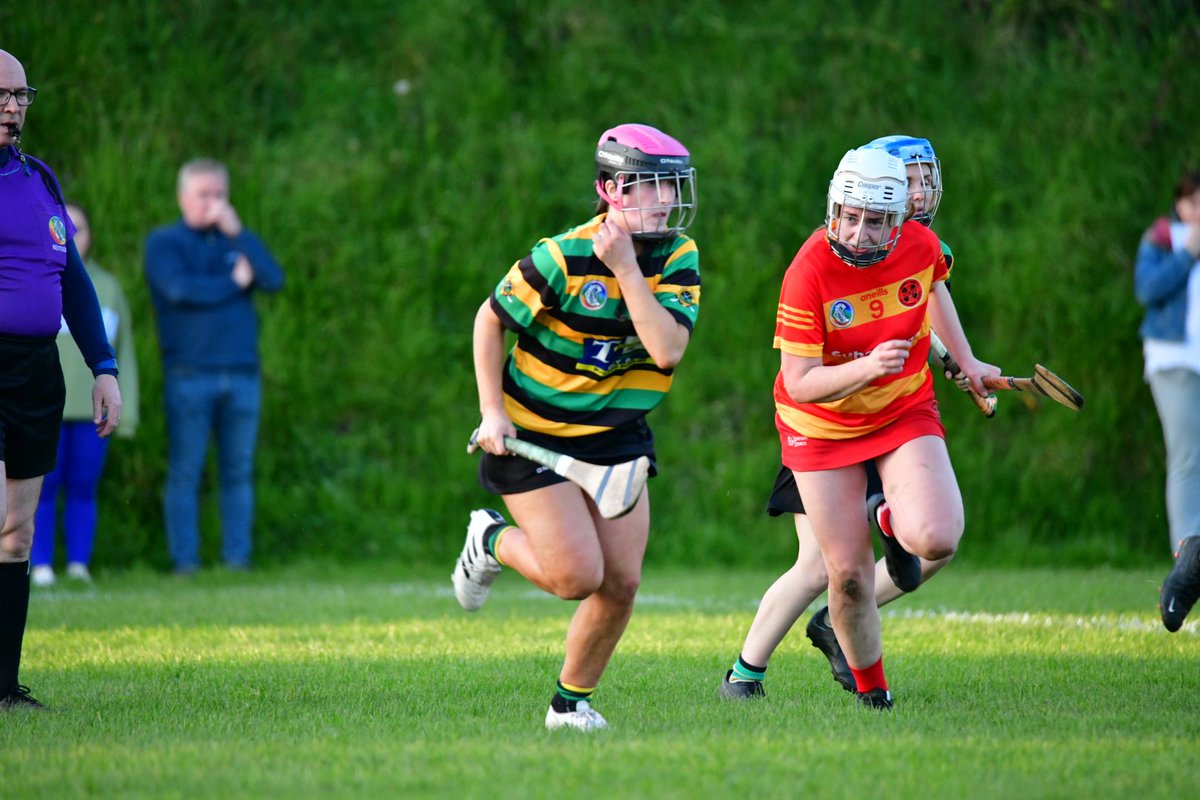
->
xmin=825 ymin=149 xmax=908 ymax=268
xmin=595 ymin=169 xmax=697 ymax=240
xmin=863 ymin=135 xmax=942 ymax=226
xmin=595 ymin=123 xmax=697 ymax=239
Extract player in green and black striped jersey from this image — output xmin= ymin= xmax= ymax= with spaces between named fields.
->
xmin=490 ymin=214 xmax=699 ymax=439
xmin=453 ymin=123 xmax=699 ymax=732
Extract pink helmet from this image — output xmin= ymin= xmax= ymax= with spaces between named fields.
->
xmin=595 ymin=123 xmax=697 ymax=239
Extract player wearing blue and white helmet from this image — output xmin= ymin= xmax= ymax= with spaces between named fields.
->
xmin=863 ymin=135 xmax=942 ymax=227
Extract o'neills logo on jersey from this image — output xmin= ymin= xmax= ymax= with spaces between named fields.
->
xmin=829 ymin=299 xmax=854 ymax=328
xmin=898 ymin=279 xmax=923 ymax=307
xmin=581 ymin=280 xmax=608 ymax=310
xmin=48 ymin=216 xmax=68 ymax=247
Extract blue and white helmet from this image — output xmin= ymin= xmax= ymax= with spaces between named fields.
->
xmin=862 ymin=135 xmax=942 ymax=226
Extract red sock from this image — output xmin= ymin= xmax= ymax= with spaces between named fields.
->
xmin=850 ymin=656 xmax=888 ymax=693
xmin=876 ymin=503 xmax=895 ymax=537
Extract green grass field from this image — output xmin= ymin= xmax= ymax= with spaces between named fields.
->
xmin=2 ymin=563 xmax=1196 ymax=798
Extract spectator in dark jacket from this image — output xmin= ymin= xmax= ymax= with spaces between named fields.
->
xmin=144 ymin=159 xmax=283 ymax=575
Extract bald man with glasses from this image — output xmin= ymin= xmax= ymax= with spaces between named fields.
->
xmin=0 ymin=49 xmax=122 ymax=711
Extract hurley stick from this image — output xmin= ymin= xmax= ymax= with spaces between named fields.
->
xmin=468 ymin=431 xmax=649 ymax=519
xmin=928 ymin=331 xmax=997 ymax=418
xmin=981 ymin=365 xmax=1084 ymax=411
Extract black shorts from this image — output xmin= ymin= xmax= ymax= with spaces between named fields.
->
xmin=0 ymin=334 xmax=66 ymax=479
xmin=766 ymin=460 xmax=883 ymax=517
xmin=478 ymin=420 xmax=658 ymax=496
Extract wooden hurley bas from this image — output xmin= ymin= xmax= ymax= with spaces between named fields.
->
xmin=981 ymin=365 xmax=1085 ymax=411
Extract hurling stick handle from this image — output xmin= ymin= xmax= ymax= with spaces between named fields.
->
xmin=928 ymin=332 xmax=996 ymax=418
xmin=499 ymin=436 xmax=573 ymax=477
xmin=466 ymin=430 xmax=574 ymax=477
xmin=967 ymin=385 xmax=997 ymax=417
xmin=466 ymin=429 xmax=572 ymax=475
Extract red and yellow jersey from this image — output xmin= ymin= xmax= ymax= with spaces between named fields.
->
xmin=773 ymin=221 xmax=949 ymax=440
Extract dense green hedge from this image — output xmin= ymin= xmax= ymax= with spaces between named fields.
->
xmin=9 ymin=0 xmax=1200 ymax=569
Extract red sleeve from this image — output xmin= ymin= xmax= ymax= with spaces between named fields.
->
xmin=774 ymin=247 xmax=824 ymax=359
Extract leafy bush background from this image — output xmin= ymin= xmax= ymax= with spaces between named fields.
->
xmin=7 ymin=0 xmax=1200 ymax=569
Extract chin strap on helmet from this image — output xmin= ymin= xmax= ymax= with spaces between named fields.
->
xmin=594 ymin=177 xmax=625 ymax=211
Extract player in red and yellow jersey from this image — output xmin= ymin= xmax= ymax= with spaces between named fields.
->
xmin=753 ymin=148 xmax=996 ymax=710
xmin=723 ymin=138 xmax=991 ymax=704
xmin=773 ymin=217 xmax=948 ymax=459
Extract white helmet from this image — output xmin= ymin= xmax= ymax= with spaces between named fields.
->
xmin=825 ymin=148 xmax=908 ymax=267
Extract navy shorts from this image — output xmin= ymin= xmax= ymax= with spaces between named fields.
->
xmin=766 ymin=461 xmax=883 ymax=517
xmin=478 ymin=421 xmax=658 ymax=496
xmin=0 ymin=334 xmax=66 ymax=479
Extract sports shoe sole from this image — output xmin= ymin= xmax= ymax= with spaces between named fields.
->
xmin=869 ymin=493 xmax=922 ymax=593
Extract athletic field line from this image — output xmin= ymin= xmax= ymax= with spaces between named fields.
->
xmin=32 ymin=580 xmax=1195 ymax=636
xmin=411 ymin=584 xmax=1196 ymax=636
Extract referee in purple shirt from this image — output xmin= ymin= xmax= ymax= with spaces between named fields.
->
xmin=0 ymin=49 xmax=122 ymax=711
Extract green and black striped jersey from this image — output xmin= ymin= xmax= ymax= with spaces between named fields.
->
xmin=489 ymin=214 xmax=700 ymax=438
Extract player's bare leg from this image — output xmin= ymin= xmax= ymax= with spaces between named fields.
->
xmin=741 ymin=514 xmax=828 ymax=666
xmin=793 ymin=465 xmax=889 ymax=707
xmin=558 ymin=493 xmax=649 ymax=688
xmin=499 ymin=485 xmax=650 ymax=730
xmin=721 ymin=514 xmax=829 ymax=698
xmin=875 ymin=436 xmax=964 ymax=564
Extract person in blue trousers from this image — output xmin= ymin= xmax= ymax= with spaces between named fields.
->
xmin=32 ymin=204 xmax=141 ymax=587
xmin=144 ymin=159 xmax=283 ymax=575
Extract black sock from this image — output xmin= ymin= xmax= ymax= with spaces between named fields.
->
xmin=482 ymin=522 xmax=506 ymax=559
xmin=0 ymin=561 xmax=31 ymax=693
xmin=550 ymin=679 xmax=595 ymax=713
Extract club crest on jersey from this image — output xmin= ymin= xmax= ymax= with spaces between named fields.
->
xmin=829 ymin=299 xmax=854 ymax=328
xmin=48 ymin=216 xmax=68 ymax=247
xmin=675 ymin=289 xmax=696 ymax=308
xmin=581 ymin=280 xmax=608 ymax=310
xmin=499 ymin=278 xmax=514 ymax=298
xmin=898 ymin=279 xmax=923 ymax=307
